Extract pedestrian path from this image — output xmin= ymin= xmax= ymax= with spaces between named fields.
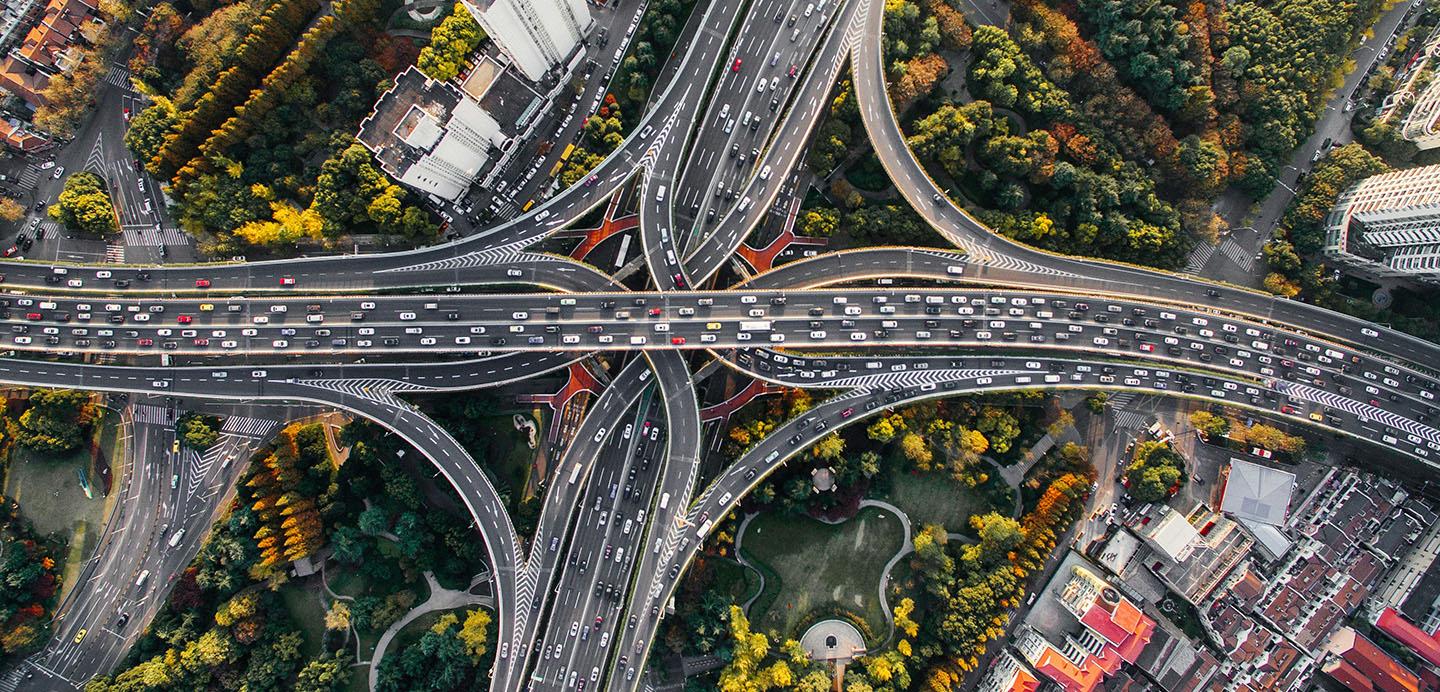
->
xmin=1183 ymin=243 xmax=1216 ymax=274
xmin=121 ymin=225 xmax=188 ymax=246
xmin=131 ymin=404 xmax=172 ymax=425
xmin=102 ymin=64 xmax=133 ymax=91
xmin=219 ymin=415 xmax=275 ymax=438
xmin=15 ymin=165 xmax=38 ymax=191
xmin=1219 ymin=237 xmax=1254 ymax=273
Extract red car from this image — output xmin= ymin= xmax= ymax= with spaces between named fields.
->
xmin=193 ymin=338 xmax=209 ymax=346
xmin=1138 ymin=343 xmax=1154 ymax=352
xmin=177 ymin=315 xmax=192 ymax=324
xmin=732 ymin=58 xmax=742 ymax=72
xmin=788 ymin=65 xmax=797 ymax=77
xmin=195 ymin=279 xmax=211 ymax=288
xmin=137 ymin=338 xmax=153 ymax=346
xmin=648 ymin=307 xmax=662 ymax=317
xmin=3 ymin=246 xmax=17 ymax=257
xmin=841 ymin=407 xmax=855 ymax=418
xmin=24 ymin=312 xmax=40 ymax=320
xmin=279 ymin=277 xmax=296 ymax=286
xmin=670 ymin=336 xmax=686 ymax=345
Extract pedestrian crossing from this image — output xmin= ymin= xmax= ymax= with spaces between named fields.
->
xmin=131 ymin=403 xmax=172 ymax=425
xmin=121 ymin=224 xmax=189 ymax=246
xmin=1219 ymin=238 xmax=1254 ymax=273
xmin=105 ymin=243 xmax=125 ymax=263
xmin=1113 ymin=410 xmax=1149 ymax=430
xmin=15 ymin=164 xmax=38 ymax=191
xmin=102 ymin=64 xmax=133 ymax=91
xmin=219 ymin=415 xmax=275 ymax=438
xmin=1183 ymin=243 xmax=1217 ymax=274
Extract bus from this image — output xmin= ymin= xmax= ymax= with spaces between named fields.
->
xmin=522 ymin=199 xmax=536 ymax=212
xmin=560 ymin=143 xmax=576 ymax=162
xmin=568 ymin=463 xmax=582 ymax=484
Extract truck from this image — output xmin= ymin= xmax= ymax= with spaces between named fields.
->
xmin=739 ymin=320 xmax=772 ymax=332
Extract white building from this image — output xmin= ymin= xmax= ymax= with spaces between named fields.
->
xmin=357 ymin=66 xmax=509 ymax=202
xmin=1324 ymin=163 xmax=1440 ymax=284
xmin=460 ymin=0 xmax=591 ymax=82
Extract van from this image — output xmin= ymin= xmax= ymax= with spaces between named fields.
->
xmin=759 ymin=165 xmax=772 ymax=180
xmin=656 ymin=186 xmax=666 ymax=203
xmin=804 ymin=2 xmax=814 ymax=15
xmin=630 ymin=335 xmax=646 ymax=345
xmin=738 ymin=196 xmax=752 ymax=212
xmin=135 ymin=570 xmax=149 ymax=587
xmin=167 ymin=530 xmax=185 ymax=548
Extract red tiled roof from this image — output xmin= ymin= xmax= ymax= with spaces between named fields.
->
xmin=1377 ymin=609 xmax=1440 ymax=671
xmin=1328 ymin=627 xmax=1420 ymax=692
xmin=0 ymin=56 xmax=48 ymax=107
xmin=1324 ymin=659 xmax=1377 ymax=692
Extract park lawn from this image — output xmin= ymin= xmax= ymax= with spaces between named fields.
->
xmin=278 ymin=580 xmax=328 ymax=659
xmin=741 ymin=506 xmax=904 ymax=640
xmin=879 ymin=466 xmax=999 ymax=533
xmin=5 ymin=408 xmax=121 ymax=603
xmin=481 ymin=413 xmax=536 ymax=504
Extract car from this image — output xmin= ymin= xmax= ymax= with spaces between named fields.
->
xmin=66 ymin=278 xmax=82 ymax=287
xmin=671 ymin=336 xmax=686 ymax=345
xmin=177 ymin=315 xmax=192 ymax=324
xmin=788 ymin=64 xmax=798 ymax=77
xmin=52 ymin=165 xmax=64 ymax=179
xmin=279 ymin=277 xmax=296 ymax=286
xmin=840 ymin=407 xmax=855 ymax=418
xmin=732 ymin=58 xmax=742 ymax=71
xmin=73 ymin=629 xmax=86 ymax=644
xmin=195 ymin=279 xmax=211 ymax=288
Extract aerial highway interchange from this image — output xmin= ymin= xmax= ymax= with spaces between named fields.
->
xmin=0 ymin=0 xmax=1435 ymax=688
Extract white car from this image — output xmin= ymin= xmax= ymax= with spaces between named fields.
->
xmin=66 ymin=279 xmax=82 ymax=287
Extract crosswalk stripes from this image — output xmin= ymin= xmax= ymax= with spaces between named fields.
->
xmin=105 ymin=244 xmax=125 ymax=263
xmin=1106 ymin=392 xmax=1138 ymax=410
xmin=131 ymin=404 xmax=171 ymax=425
xmin=0 ymin=665 xmax=25 ymax=692
xmin=1219 ymin=238 xmax=1254 ymax=273
xmin=102 ymin=64 xmax=133 ymax=91
xmin=220 ymin=415 xmax=275 ymax=438
xmin=1184 ymin=243 xmax=1217 ymax=274
xmin=120 ymin=225 xmax=189 ymax=246
xmin=37 ymin=219 xmax=60 ymax=236
xmin=1113 ymin=410 xmax=1149 ymax=430
xmin=15 ymin=165 xmax=38 ymax=191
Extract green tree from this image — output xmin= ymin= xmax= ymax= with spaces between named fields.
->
xmin=1189 ymin=411 xmax=1229 ymax=439
xmin=295 ymin=652 xmax=353 ymax=692
xmin=13 ymin=389 xmax=95 ymax=454
xmin=415 ymin=3 xmax=485 ymax=81
xmin=49 ymin=172 xmax=117 ymax=235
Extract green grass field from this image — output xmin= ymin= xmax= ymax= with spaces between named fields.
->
xmin=741 ymin=507 xmax=904 ymax=639
xmin=880 ymin=467 xmax=996 ymax=533
xmin=278 ymin=581 xmax=328 ymax=659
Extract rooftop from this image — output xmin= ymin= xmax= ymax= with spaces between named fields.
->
xmin=1220 ymin=458 xmax=1296 ymax=526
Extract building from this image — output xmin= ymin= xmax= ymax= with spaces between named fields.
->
xmin=1015 ymin=565 xmax=1155 ymax=692
xmin=977 ymin=651 xmax=1040 ymax=692
xmin=1323 ymin=164 xmax=1440 ymax=283
xmin=0 ymin=0 xmax=99 ymax=110
xmin=459 ymin=0 xmax=591 ymax=82
xmin=1321 ymin=626 xmax=1427 ymax=692
xmin=1221 ymin=458 xmax=1296 ymax=526
xmin=1131 ymin=504 xmax=1254 ymax=605
xmin=0 ymin=0 xmax=43 ymax=55
xmin=357 ymin=65 xmax=526 ymax=202
xmin=1377 ymin=607 xmax=1440 ymax=670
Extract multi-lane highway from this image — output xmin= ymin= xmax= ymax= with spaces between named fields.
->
xmin=0 ymin=0 xmax=1431 ymax=687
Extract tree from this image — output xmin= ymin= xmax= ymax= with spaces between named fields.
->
xmin=457 ymin=608 xmax=491 ymax=660
xmin=415 ymin=3 xmax=485 ymax=81
xmin=900 ymin=432 xmax=933 ymax=469
xmin=0 ymin=198 xmax=25 ymax=224
xmin=178 ymin=413 xmax=221 ymax=449
xmin=13 ymin=389 xmax=95 ymax=453
xmin=48 ymin=172 xmax=116 ymax=235
xmin=1125 ymin=441 xmax=1185 ymax=502
xmin=1189 ymin=411 xmax=1229 ymax=440
xmin=1236 ymin=423 xmax=1306 ymax=454
xmin=324 ymin=600 xmax=351 ymax=631
xmin=810 ymin=433 xmax=845 ymax=461
xmin=295 ymin=652 xmax=353 ymax=692
xmin=893 ymin=597 xmax=919 ymax=638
